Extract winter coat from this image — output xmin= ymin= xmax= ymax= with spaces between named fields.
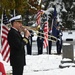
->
xmin=7 ymin=28 xmax=28 ymax=67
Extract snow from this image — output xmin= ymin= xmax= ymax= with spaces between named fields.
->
xmin=1 ymin=0 xmax=75 ymax=74
xmin=62 ymin=30 xmax=75 ymax=44
xmin=63 ymin=43 xmax=71 ymax=45
xmin=1 ymin=30 xmax=75 ymax=75
xmin=0 ymin=29 xmax=75 ymax=75
xmin=2 ymin=54 xmax=75 ymax=75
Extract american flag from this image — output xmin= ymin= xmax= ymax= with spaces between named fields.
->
xmin=0 ymin=12 xmax=10 ymax=62
xmin=36 ymin=10 xmax=43 ymax=25
xmin=43 ymin=21 xmax=49 ymax=48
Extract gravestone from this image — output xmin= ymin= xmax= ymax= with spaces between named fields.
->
xmin=62 ymin=43 xmax=74 ymax=63
xmin=59 ymin=43 xmax=75 ymax=68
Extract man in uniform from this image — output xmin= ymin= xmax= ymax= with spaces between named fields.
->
xmin=7 ymin=15 xmax=30 ymax=75
xmin=56 ymin=25 xmax=63 ymax=54
xmin=48 ymin=28 xmax=52 ymax=54
xmin=26 ymin=30 xmax=34 ymax=55
xmin=37 ymin=28 xmax=44 ymax=55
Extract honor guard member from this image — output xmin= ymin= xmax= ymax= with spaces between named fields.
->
xmin=26 ymin=30 xmax=34 ymax=55
xmin=7 ymin=15 xmax=30 ymax=75
xmin=56 ymin=25 xmax=63 ymax=54
xmin=48 ymin=28 xmax=52 ymax=54
xmin=41 ymin=13 xmax=49 ymax=53
xmin=37 ymin=27 xmax=44 ymax=55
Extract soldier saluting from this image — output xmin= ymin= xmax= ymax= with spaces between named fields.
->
xmin=7 ymin=15 xmax=30 ymax=75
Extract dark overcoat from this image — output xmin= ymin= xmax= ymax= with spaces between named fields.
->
xmin=7 ymin=28 xmax=27 ymax=67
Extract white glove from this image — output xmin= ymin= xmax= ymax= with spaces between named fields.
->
xmin=58 ymin=39 xmax=60 ymax=41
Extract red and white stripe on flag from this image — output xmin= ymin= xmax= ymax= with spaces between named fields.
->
xmin=36 ymin=10 xmax=43 ymax=25
xmin=1 ymin=25 xmax=10 ymax=62
xmin=43 ymin=21 xmax=49 ymax=48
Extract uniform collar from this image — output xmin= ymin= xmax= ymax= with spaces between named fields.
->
xmin=12 ymin=27 xmax=18 ymax=31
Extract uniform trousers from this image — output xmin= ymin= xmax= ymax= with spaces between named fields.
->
xmin=12 ymin=65 xmax=24 ymax=75
xmin=56 ymin=40 xmax=62 ymax=54
xmin=27 ymin=37 xmax=32 ymax=55
xmin=37 ymin=38 xmax=43 ymax=54
xmin=48 ymin=41 xmax=52 ymax=54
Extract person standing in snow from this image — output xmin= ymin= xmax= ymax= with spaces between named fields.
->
xmin=26 ymin=30 xmax=34 ymax=55
xmin=37 ymin=28 xmax=44 ymax=55
xmin=56 ymin=25 xmax=63 ymax=54
xmin=7 ymin=15 xmax=30 ymax=75
xmin=48 ymin=28 xmax=52 ymax=54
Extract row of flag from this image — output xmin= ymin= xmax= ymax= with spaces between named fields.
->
xmin=36 ymin=6 xmax=58 ymax=48
xmin=0 ymin=6 xmax=58 ymax=63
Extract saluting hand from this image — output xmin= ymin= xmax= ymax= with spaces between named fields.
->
xmin=20 ymin=26 xmax=30 ymax=38
xmin=24 ymin=29 xmax=30 ymax=38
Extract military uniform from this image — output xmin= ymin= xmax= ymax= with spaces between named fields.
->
xmin=8 ymin=15 xmax=29 ymax=75
xmin=26 ymin=30 xmax=34 ymax=55
xmin=37 ymin=29 xmax=44 ymax=55
xmin=56 ymin=28 xmax=63 ymax=54
xmin=48 ymin=30 xmax=52 ymax=54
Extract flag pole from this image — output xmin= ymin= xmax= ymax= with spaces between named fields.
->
xmin=14 ymin=9 xmax=16 ymax=17
xmin=47 ymin=15 xmax=49 ymax=55
xmin=1 ymin=13 xmax=3 ymax=36
xmin=0 ymin=13 xmax=3 ymax=50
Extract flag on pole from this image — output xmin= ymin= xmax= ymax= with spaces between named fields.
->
xmin=42 ymin=13 xmax=49 ymax=48
xmin=36 ymin=10 xmax=43 ymax=25
xmin=43 ymin=21 xmax=49 ymax=48
xmin=52 ymin=6 xmax=58 ymax=37
xmin=0 ymin=12 xmax=10 ymax=62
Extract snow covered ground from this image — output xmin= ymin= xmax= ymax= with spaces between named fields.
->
xmin=1 ymin=52 xmax=75 ymax=75
xmin=0 ymin=30 xmax=75 ymax=75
